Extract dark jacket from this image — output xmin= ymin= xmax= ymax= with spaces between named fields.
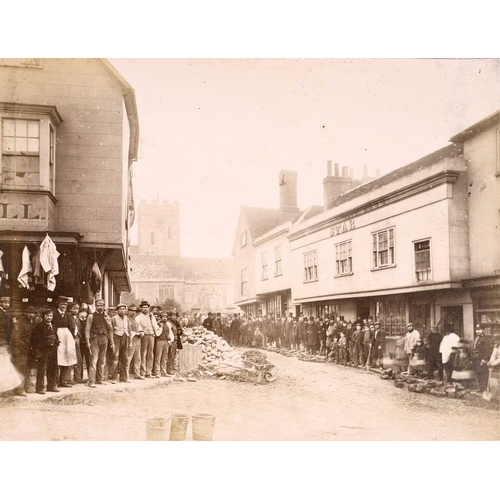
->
xmin=0 ymin=307 xmax=13 ymax=347
xmin=372 ymin=327 xmax=386 ymax=349
xmin=473 ymin=334 xmax=493 ymax=365
xmin=30 ymin=320 xmax=59 ymax=352
xmin=202 ymin=316 xmax=214 ymax=331
xmin=52 ymin=309 xmax=70 ymax=330
xmin=10 ymin=315 xmax=35 ymax=351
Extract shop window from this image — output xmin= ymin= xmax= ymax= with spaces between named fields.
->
xmin=185 ymin=289 xmax=193 ymax=303
xmin=261 ymin=251 xmax=268 ymax=280
xmin=304 ymin=250 xmax=318 ymax=282
xmin=335 ymin=240 xmax=352 ymax=275
xmin=274 ymin=246 xmax=282 ymax=276
xmin=414 ymin=239 xmax=431 ymax=282
xmin=372 ymin=228 xmax=395 ymax=269
xmin=376 ymin=298 xmax=406 ymax=336
xmin=241 ymin=268 xmax=248 ymax=296
xmin=0 ymin=103 xmax=61 ymax=194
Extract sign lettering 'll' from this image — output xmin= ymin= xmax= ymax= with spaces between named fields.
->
xmin=0 ymin=203 xmax=42 ymax=220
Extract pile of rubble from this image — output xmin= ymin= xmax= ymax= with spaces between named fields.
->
xmin=381 ymin=370 xmax=473 ymax=399
xmin=182 ymin=326 xmax=243 ymax=370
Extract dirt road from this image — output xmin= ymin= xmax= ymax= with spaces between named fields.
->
xmin=0 ymin=349 xmax=498 ymax=440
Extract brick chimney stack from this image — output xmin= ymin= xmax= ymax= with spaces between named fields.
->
xmin=323 ymin=161 xmax=353 ymax=211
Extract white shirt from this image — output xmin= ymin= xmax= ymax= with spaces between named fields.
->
xmin=439 ymin=333 xmax=460 ymax=364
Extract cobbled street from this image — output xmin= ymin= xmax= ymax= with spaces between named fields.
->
xmin=0 ymin=349 xmax=498 ymax=441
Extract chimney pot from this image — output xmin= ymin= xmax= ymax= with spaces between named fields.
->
xmin=327 ymin=160 xmax=332 ymax=177
xmin=342 ymin=166 xmax=349 ymax=177
xmin=363 ymin=165 xmax=368 ymax=178
xmin=376 ymin=168 xmax=381 ymax=178
xmin=349 ymin=167 xmax=354 ymax=179
xmin=334 ymin=163 xmax=340 ymax=177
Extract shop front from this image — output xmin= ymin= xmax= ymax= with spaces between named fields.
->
xmin=470 ymin=282 xmax=500 ymax=337
xmin=0 ymin=230 xmax=130 ymax=314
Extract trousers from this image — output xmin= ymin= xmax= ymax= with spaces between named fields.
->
xmin=167 ymin=343 xmax=177 ymax=374
xmin=153 ymin=339 xmax=169 ymax=376
xmin=128 ymin=336 xmax=141 ymax=378
xmin=36 ymin=345 xmax=58 ymax=391
xmin=110 ymin=334 xmax=129 ymax=381
xmin=75 ymin=337 xmax=91 ymax=382
xmin=89 ymin=334 xmax=108 ymax=384
xmin=140 ymin=334 xmax=155 ymax=376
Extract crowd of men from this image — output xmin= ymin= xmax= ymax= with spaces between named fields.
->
xmin=204 ymin=311 xmax=500 ymax=397
xmin=1 ymin=297 xmax=499 ymax=400
xmin=204 ymin=312 xmax=387 ymax=368
xmin=0 ymin=296 xmax=184 ymax=396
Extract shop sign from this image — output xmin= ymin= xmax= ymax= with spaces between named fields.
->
xmin=0 ymin=202 xmax=46 ymax=220
xmin=330 ymin=219 xmax=355 ymax=236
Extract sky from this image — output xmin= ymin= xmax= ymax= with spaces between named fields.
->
xmin=110 ymin=58 xmax=500 ymax=258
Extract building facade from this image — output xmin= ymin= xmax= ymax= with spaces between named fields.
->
xmin=127 ymin=199 xmax=235 ymax=312
xmin=232 ymin=111 xmax=500 ymax=343
xmin=0 ymin=58 xmax=139 ymax=311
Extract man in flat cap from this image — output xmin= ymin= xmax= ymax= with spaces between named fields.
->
xmin=126 ymin=304 xmax=143 ymax=380
xmin=31 ymin=308 xmax=59 ymax=394
xmin=85 ymin=299 xmax=114 ymax=388
xmin=135 ymin=300 xmax=160 ymax=378
xmin=404 ymin=323 xmax=421 ymax=375
xmin=0 ymin=296 xmax=13 ymax=347
xmin=53 ymin=296 xmax=77 ymax=387
xmin=371 ymin=321 xmax=386 ymax=369
xmin=472 ymin=324 xmax=493 ymax=393
xmin=110 ymin=304 xmax=133 ymax=383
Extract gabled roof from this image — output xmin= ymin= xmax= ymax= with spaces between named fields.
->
xmin=332 ymin=143 xmax=463 ymax=208
xmin=450 ymin=110 xmax=499 ymax=143
xmin=241 ymin=206 xmax=301 ymax=240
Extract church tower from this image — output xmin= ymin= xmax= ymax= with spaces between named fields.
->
xmin=135 ymin=199 xmax=181 ymax=256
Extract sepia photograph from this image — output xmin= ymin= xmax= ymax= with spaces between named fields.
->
xmin=1 ymin=55 xmax=498 ymax=444
xmin=1 ymin=13 xmax=499 ymax=480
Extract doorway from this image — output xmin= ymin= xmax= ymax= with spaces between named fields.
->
xmin=356 ymin=299 xmax=371 ymax=321
xmin=440 ymin=306 xmax=464 ymax=337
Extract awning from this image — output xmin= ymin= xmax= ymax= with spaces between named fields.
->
xmin=0 ymin=230 xmax=82 ymax=245
xmin=234 ymin=297 xmax=261 ymax=306
xmin=294 ymin=281 xmax=463 ymax=303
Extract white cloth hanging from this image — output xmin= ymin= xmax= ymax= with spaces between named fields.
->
xmin=39 ymin=235 xmax=60 ymax=292
xmin=17 ymin=246 xmax=33 ymax=289
xmin=0 ymin=249 xmax=4 ymax=273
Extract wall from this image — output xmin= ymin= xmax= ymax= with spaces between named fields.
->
xmin=0 ymin=59 xmax=128 ymax=246
xmin=289 ymin=184 xmax=456 ymax=302
xmin=463 ymin=127 xmax=500 ymax=277
xmin=135 ymin=199 xmax=181 ymax=256
xmin=254 ymin=224 xmax=292 ymax=296
xmin=232 ymin=211 xmax=256 ymax=305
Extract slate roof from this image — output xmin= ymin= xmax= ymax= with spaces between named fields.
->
xmin=301 ymin=205 xmax=324 ymax=221
xmin=129 ymin=254 xmax=233 ymax=282
xmin=332 ymin=143 xmax=463 ymax=208
xmin=241 ymin=206 xmax=302 ymax=240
